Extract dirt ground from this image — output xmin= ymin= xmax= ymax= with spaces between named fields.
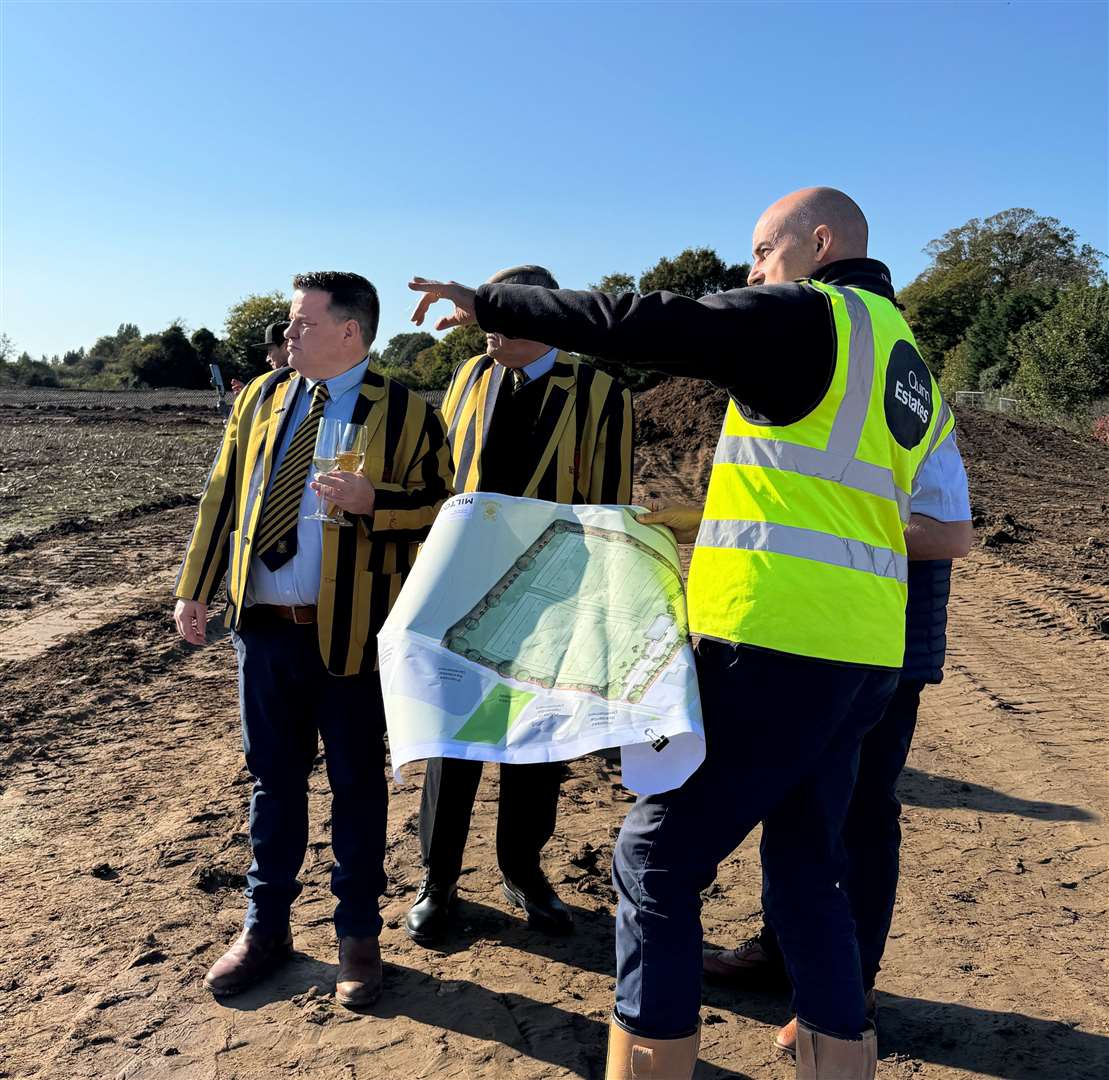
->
xmin=1 ymin=398 xmax=1107 ymax=1080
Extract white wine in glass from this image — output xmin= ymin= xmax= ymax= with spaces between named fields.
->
xmin=306 ymin=420 xmax=367 ymax=525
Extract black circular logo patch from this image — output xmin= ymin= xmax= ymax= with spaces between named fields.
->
xmin=884 ymin=340 xmax=932 ymax=449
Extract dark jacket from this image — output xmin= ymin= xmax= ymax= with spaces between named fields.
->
xmin=474 ymin=258 xmax=896 ymax=426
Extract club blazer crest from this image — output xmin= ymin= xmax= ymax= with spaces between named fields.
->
xmin=176 ymin=364 xmax=452 ymax=675
xmin=441 ymin=352 xmax=633 ymax=503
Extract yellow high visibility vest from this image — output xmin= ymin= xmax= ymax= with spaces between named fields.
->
xmin=686 ymin=280 xmax=955 ymax=668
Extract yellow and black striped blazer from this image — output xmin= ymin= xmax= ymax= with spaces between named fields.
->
xmin=176 ymin=364 xmax=452 ymax=675
xmin=442 ymin=352 xmax=633 ymax=503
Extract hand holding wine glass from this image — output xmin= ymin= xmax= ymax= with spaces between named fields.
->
xmin=308 ymin=421 xmax=374 ymax=522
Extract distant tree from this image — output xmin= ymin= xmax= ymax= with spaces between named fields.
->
xmin=398 ymin=325 xmax=487 ymax=390
xmin=379 ymin=331 xmax=435 ymax=370
xmin=0 ymin=332 xmax=14 ymax=364
xmin=899 ymin=209 xmax=1105 ymax=372
xmin=962 ymin=286 xmax=1058 ymax=390
xmin=937 ymin=340 xmax=976 ymax=398
xmin=638 ymin=247 xmax=750 ymax=298
xmin=116 ymin=324 xmax=208 ymax=388
xmin=224 ymin=291 xmax=290 ymax=380
xmin=8 ymin=350 xmax=60 ymax=387
xmin=590 ymin=272 xmax=636 ymax=293
xmin=1012 ymin=284 xmax=1109 ymax=414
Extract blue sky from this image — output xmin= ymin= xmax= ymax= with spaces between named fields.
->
xmin=2 ymin=0 xmax=1106 ymax=359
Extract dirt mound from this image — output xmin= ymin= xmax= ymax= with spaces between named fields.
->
xmin=955 ymin=409 xmax=1109 ymax=591
xmin=635 ymin=377 xmax=727 ymax=458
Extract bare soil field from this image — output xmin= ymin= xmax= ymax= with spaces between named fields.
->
xmin=1 ymin=393 xmax=1107 ymax=1080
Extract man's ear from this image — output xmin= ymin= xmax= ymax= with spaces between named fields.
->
xmin=813 ymin=224 xmax=833 ymax=264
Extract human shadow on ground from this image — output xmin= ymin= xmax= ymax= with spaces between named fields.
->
xmin=410 ymin=896 xmax=618 ymax=976
xmin=899 ymin=766 xmax=1097 ymax=821
xmin=220 ymin=955 xmax=753 ymax=1079
xmin=709 ymin=984 xmax=1109 ymax=1080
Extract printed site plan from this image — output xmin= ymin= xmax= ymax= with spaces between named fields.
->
xmin=378 ymin=494 xmax=705 ymax=794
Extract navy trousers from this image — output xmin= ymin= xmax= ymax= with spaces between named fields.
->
xmin=612 ymin=639 xmax=898 ymax=1040
xmin=233 ymin=613 xmax=388 ymax=939
xmin=418 ymin=757 xmax=565 ymax=885
xmin=757 ymin=677 xmax=926 ymax=991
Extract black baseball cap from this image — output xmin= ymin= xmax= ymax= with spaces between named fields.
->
xmin=252 ymin=321 xmax=290 ymax=349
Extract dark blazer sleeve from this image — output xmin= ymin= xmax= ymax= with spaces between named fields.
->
xmin=475 ymin=283 xmax=835 ymax=424
xmin=589 ymin=382 xmax=633 ymax=504
xmin=365 ymin=394 xmax=452 ymax=544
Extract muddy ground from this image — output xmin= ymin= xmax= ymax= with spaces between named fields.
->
xmin=1 ymin=399 xmax=1107 ymax=1080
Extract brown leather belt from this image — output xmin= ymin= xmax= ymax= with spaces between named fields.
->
xmin=250 ymin=603 xmax=318 ymax=625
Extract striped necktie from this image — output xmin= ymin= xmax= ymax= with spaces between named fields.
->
xmin=511 ymin=368 xmax=527 ymax=394
xmin=255 ymin=382 xmax=330 ymax=571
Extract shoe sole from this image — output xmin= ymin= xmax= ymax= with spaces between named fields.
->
xmin=403 ymin=922 xmax=448 ymax=947
xmin=336 ymin=987 xmax=382 ymax=1009
xmin=501 ymin=883 xmax=574 ymax=935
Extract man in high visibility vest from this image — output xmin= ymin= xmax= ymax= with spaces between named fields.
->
xmin=409 ymin=187 xmax=956 ymax=1080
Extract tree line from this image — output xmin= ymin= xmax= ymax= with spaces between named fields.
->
xmin=2 ymin=209 xmax=1105 ymax=425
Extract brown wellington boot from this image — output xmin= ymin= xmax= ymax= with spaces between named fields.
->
xmin=335 ymin=935 xmax=383 ymax=1008
xmin=203 ymin=927 xmax=293 ymax=996
xmin=777 ymin=990 xmax=878 ymax=1058
xmin=795 ymin=1020 xmax=877 ymax=1080
xmin=605 ymin=1014 xmax=700 ymax=1079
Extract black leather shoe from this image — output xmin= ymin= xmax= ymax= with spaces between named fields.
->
xmin=404 ymin=878 xmax=458 ymax=945
xmin=501 ymin=873 xmax=574 ymax=935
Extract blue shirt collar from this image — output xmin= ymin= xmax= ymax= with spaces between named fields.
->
xmin=304 ymin=356 xmax=369 ymax=400
xmin=505 ymin=346 xmax=558 ymax=384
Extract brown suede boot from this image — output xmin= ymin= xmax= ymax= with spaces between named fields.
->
xmin=795 ymin=1020 xmax=877 ymax=1080
xmin=776 ymin=991 xmax=878 ymax=1057
xmin=203 ymin=927 xmax=293 ymax=996
xmin=605 ymin=1014 xmax=700 ymax=1079
xmin=335 ymin=935 xmax=383 ymax=1008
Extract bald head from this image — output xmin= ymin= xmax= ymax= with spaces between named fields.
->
xmin=748 ymin=187 xmax=869 ymax=286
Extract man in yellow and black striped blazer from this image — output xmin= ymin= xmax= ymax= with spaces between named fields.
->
xmin=174 ymin=272 xmax=451 ymax=1007
xmin=404 ymin=264 xmax=633 ymax=947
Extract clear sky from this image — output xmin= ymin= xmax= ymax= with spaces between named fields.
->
xmin=2 ymin=0 xmax=1106 ymax=360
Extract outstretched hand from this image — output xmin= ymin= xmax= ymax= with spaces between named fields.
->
xmin=409 ymin=278 xmax=478 ymax=331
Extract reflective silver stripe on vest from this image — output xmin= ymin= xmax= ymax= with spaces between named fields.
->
xmin=713 ymin=435 xmax=912 ymax=520
xmin=696 ymin=518 xmax=908 ymax=582
xmin=912 ymin=398 xmax=953 ymax=488
xmin=826 ymin=287 xmax=876 ymax=455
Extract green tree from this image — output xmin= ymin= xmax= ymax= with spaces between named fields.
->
xmin=937 ymin=340 xmax=976 ymax=398
xmin=8 ymin=350 xmax=60 ymax=387
xmin=962 ymin=286 xmax=1057 ymax=390
xmin=1012 ymin=284 xmax=1109 ymax=414
xmin=638 ymin=247 xmax=749 ymax=297
xmin=223 ymin=291 xmax=290 ymax=380
xmin=115 ymin=325 xmax=208 ymax=388
xmin=899 ymin=208 xmax=1105 ymax=372
xmin=589 ymin=272 xmax=636 ymax=293
xmin=379 ymin=331 xmax=435 ymax=370
xmin=404 ymin=325 xmax=487 ymax=390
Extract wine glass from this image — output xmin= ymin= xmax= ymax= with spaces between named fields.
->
xmin=305 ymin=420 xmax=368 ymax=525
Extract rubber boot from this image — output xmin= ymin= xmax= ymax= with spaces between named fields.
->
xmin=605 ymin=1014 xmax=700 ymax=1079
xmin=795 ymin=1021 xmax=877 ymax=1080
